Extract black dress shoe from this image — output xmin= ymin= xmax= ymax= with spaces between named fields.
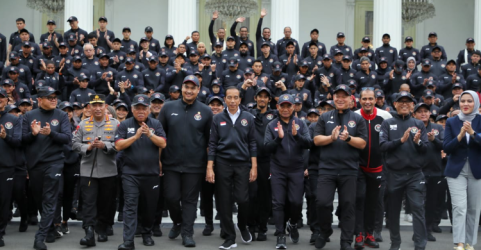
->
xmin=19 ymin=218 xmax=29 ymax=232
xmin=118 ymin=241 xmax=135 ymax=250
xmin=107 ymin=225 xmax=114 ymax=236
xmin=427 ymin=232 xmax=436 ymax=241
xmin=142 ymin=235 xmax=155 ymax=246
xmin=33 ymin=241 xmax=47 ymax=250
xmin=182 ymin=235 xmax=196 ymax=247
xmin=98 ymin=234 xmax=108 ymax=242
xmin=431 ymin=225 xmax=442 ymax=233
xmin=169 ymin=223 xmax=182 ymax=239
xmin=79 ymin=226 xmax=96 ymax=246
xmin=315 ymin=236 xmax=327 ymax=249
xmin=152 ymin=224 xmax=163 ymax=237
xmin=202 ymin=224 xmax=214 ymax=236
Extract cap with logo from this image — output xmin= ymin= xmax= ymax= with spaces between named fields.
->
xmin=307 ymin=108 xmax=320 ymax=116
xmin=422 ymin=59 xmax=431 ymax=66
xmin=208 ymin=96 xmax=224 ymax=105
xmin=394 ymin=60 xmax=405 ymax=69
xmin=347 ymin=79 xmax=357 ymax=87
xmin=68 ymin=35 xmax=76 ymax=41
xmin=467 ymin=37 xmax=475 ymax=43
xmin=414 ymin=103 xmax=430 ymax=113
xmin=322 ymin=54 xmax=332 ymax=60
xmin=362 ymin=36 xmax=370 ymax=42
xmin=122 ymin=27 xmax=131 ymax=32
xmin=432 ymin=45 xmax=442 ymax=52
xmin=299 ymin=60 xmax=309 ymax=67
xmin=426 ymin=80 xmax=436 ymax=88
xmin=272 ymin=62 xmax=282 ymax=72
xmin=132 ymin=94 xmax=150 ymax=106
xmin=169 ymin=85 xmax=181 ymax=93
xmin=382 ymin=33 xmax=390 ymax=38
xmin=99 ymin=53 xmax=110 ymax=59
xmin=293 ymin=96 xmax=302 ymax=104
xmin=189 ymin=51 xmax=199 ymax=57
xmin=447 ymin=59 xmax=456 ymax=65
xmin=58 ymin=101 xmax=73 ymax=110
xmin=22 ymin=41 xmax=31 ymax=48
xmin=375 ymin=90 xmax=385 ymax=98
xmin=159 ymin=51 xmax=168 ymax=57
xmin=293 ymin=74 xmax=306 ymax=82
xmin=342 ymin=55 xmax=351 ymax=61
xmin=128 ymin=48 xmax=137 ymax=54
xmin=79 ymin=75 xmax=90 ymax=81
xmin=37 ymin=86 xmax=61 ymax=97
xmin=244 ymin=68 xmax=253 ymax=74
xmin=452 ymin=83 xmax=464 ymax=90
xmin=423 ymin=89 xmax=434 ymax=98
xmin=72 ymin=102 xmax=83 ymax=108
xmin=148 ymin=56 xmax=158 ymax=62
xmin=405 ymin=36 xmax=413 ymax=42
xmin=261 ymin=41 xmax=270 ymax=47
xmin=47 ymin=20 xmax=56 ymax=25
xmin=278 ymin=94 xmax=295 ymax=105
xmin=67 ymin=16 xmax=78 ymax=22
xmin=140 ymin=37 xmax=149 ymax=43
xmin=202 ymin=54 xmax=211 ymax=59
xmin=394 ymin=91 xmax=414 ymax=102
xmin=58 ymin=42 xmax=67 ymax=48
xmin=125 ymin=57 xmax=134 ymax=64
xmin=116 ymin=102 xmax=129 ymax=110
xmin=435 ymin=114 xmax=448 ymax=122
xmin=0 ymin=88 xmax=7 ymax=98
xmin=18 ymin=98 xmax=31 ymax=106
xmin=5 ymin=105 xmax=19 ymax=113
xmin=359 ymin=47 xmax=368 ymax=53
xmin=7 ymin=67 xmax=18 ymax=74
xmin=73 ymin=55 xmax=82 ymax=62
xmin=42 ymin=42 xmax=51 ymax=49
xmin=150 ymin=93 xmax=166 ymax=102
xmin=212 ymin=79 xmax=221 ymax=86
xmin=333 ymin=84 xmax=350 ymax=95
xmin=145 ymin=26 xmax=153 ymax=32
xmin=255 ymin=87 xmax=271 ymax=97
xmin=337 ymin=32 xmax=345 ymax=38
xmin=287 ymin=41 xmax=296 ymax=48
xmin=112 ymin=38 xmax=122 ymax=44
xmin=214 ymin=41 xmax=223 ymax=47
xmin=227 ymin=57 xmax=238 ymax=67
xmin=98 ymin=16 xmax=108 ymax=22
xmin=183 ymin=75 xmax=200 ymax=86
xmin=89 ymin=94 xmax=105 ymax=104
xmin=226 ymin=36 xmax=235 ymax=41
xmin=9 ymin=51 xmax=19 ymax=59
xmin=136 ymin=86 xmax=149 ymax=94
xmin=428 ymin=32 xmax=437 ymax=37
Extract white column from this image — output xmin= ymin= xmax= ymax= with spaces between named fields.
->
xmin=64 ymin=0 xmax=93 ymax=31
xmin=373 ymin=0 xmax=402 ymax=51
xmin=271 ymin=0 xmax=299 ymax=42
xmin=475 ymin=0 xmax=481 ymax=49
xmin=168 ymin=0 xmax=197 ymax=43
xmin=345 ymin=0 xmax=356 ymax=47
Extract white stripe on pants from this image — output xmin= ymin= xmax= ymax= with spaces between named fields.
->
xmin=447 ymin=161 xmax=481 ymax=246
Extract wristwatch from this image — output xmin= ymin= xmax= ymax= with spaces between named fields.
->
xmin=149 ymin=132 xmax=154 ymax=138
xmin=345 ymin=135 xmax=351 ymax=142
xmin=417 ymin=140 xmax=422 ymax=146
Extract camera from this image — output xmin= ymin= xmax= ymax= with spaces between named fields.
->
xmin=107 ymin=73 xmax=112 ymax=78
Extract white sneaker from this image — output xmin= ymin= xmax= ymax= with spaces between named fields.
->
xmin=465 ymin=244 xmax=475 ymax=250
xmin=454 ymin=246 xmax=464 ymax=250
xmin=404 ymin=214 xmax=412 ymax=223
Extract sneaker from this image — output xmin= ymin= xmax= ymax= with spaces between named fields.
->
xmin=46 ymin=231 xmax=56 ymax=243
xmin=33 ymin=240 xmax=47 ymax=250
xmin=364 ymin=233 xmax=379 ymax=248
xmin=315 ymin=235 xmax=327 ymax=249
xmin=235 ymin=223 xmax=252 ymax=243
xmin=54 ymin=225 xmax=63 ymax=237
xmin=276 ymin=234 xmax=287 ymax=249
xmin=169 ymin=223 xmax=182 ymax=239
xmin=61 ymin=222 xmax=69 ymax=234
xmin=453 ymin=246 xmax=464 ymax=250
xmin=373 ymin=231 xmax=383 ymax=242
xmin=388 ymin=245 xmax=401 ymax=250
xmin=219 ymin=239 xmax=237 ymax=249
xmin=286 ymin=222 xmax=299 ymax=243
xmin=404 ymin=213 xmax=412 ymax=223
xmin=465 ymin=244 xmax=474 ymax=250
xmin=142 ymin=234 xmax=155 ymax=246
xmin=256 ymin=232 xmax=267 ymax=241
xmin=182 ymin=235 xmax=196 ymax=247
xmin=152 ymin=224 xmax=162 ymax=237
xmin=309 ymin=233 xmax=319 ymax=244
xmin=427 ymin=232 xmax=436 ymax=241
xmin=354 ymin=233 xmax=364 ymax=249
xmin=202 ymin=224 xmax=214 ymax=236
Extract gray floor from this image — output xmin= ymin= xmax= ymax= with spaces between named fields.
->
xmin=2 ymin=220 xmax=467 ymax=250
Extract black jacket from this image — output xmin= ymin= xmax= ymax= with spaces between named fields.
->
xmin=355 ymin=107 xmax=392 ymax=172
xmin=208 ymin=108 xmax=257 ymax=165
xmin=314 ymin=109 xmax=368 ymax=176
xmin=22 ymin=108 xmax=71 ymax=169
xmin=379 ymin=113 xmax=428 ymax=172
xmin=248 ymin=108 xmax=278 ymax=163
xmin=158 ymin=99 xmax=213 ymax=173
xmin=0 ymin=111 xmax=22 ymax=171
xmin=264 ymin=116 xmax=311 ymax=172
xmin=423 ymin=121 xmax=444 ymax=175
xmin=308 ymin=123 xmax=320 ymax=171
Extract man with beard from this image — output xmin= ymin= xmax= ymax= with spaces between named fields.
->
xmin=238 ymin=42 xmax=255 ymax=71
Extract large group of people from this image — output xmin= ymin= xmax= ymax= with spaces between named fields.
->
xmin=0 ymin=7 xmax=480 ymax=250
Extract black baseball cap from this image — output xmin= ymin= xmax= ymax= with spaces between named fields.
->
xmin=278 ymin=94 xmax=294 ymax=105
xmin=22 ymin=41 xmax=31 ymax=48
xmin=452 ymin=83 xmax=464 ymax=90
xmin=5 ymin=104 xmax=19 ymax=113
xmin=293 ymin=74 xmax=306 ymax=82
xmin=473 ymin=50 xmax=481 ymax=57
xmin=334 ymin=50 xmax=344 ymax=55
xmin=72 ymin=102 xmax=83 ymax=108
xmin=193 ymin=71 xmax=202 ymax=77
xmin=307 ymin=108 xmax=320 ymax=116
xmin=214 ymin=41 xmax=223 ymax=47
xmin=394 ymin=91 xmax=414 ymax=102
xmin=422 ymin=59 xmax=431 ymax=66
xmin=122 ymin=27 xmax=131 ymax=32
xmin=159 ymin=51 xmax=168 ymax=57
xmin=375 ymin=90 xmax=385 ymax=98
xmin=467 ymin=37 xmax=475 ymax=43
xmin=150 ymin=93 xmax=166 ymax=102
xmin=128 ymin=48 xmax=137 ymax=54
xmin=58 ymin=101 xmax=73 ymax=110
xmin=428 ymin=32 xmax=437 ymax=37
xmin=47 ymin=20 xmax=56 ymax=25
xmin=318 ymin=100 xmax=335 ymax=108
xmin=148 ymin=56 xmax=158 ymax=62
xmin=362 ymin=36 xmax=370 ymax=42
xmin=333 ymin=84 xmax=350 ymax=95
xmin=337 ymin=32 xmax=345 ymax=38
xmin=68 ymin=35 xmax=76 ymax=41
xmin=423 ymin=89 xmax=434 ymax=98
xmin=136 ymin=86 xmax=149 ymax=94
xmin=405 ymin=36 xmax=413 ymax=42
xmin=7 ymin=67 xmax=18 ymax=74
xmin=322 ymin=54 xmax=332 ymax=60
xmin=227 ymin=57 xmax=238 ymax=67
xmin=9 ymin=51 xmax=19 ymax=59
xmin=426 ymin=80 xmax=436 ymax=88
xmin=67 ymin=16 xmax=78 ymax=22
xmin=2 ymin=79 xmax=14 ymax=86
xmin=145 ymin=26 xmax=153 ymax=32
xmin=58 ymin=42 xmax=67 ymax=48
xmin=342 ymin=55 xmax=351 ymax=61
xmin=432 ymin=45 xmax=442 ymax=51
xmin=125 ymin=57 xmax=134 ymax=64
xmin=414 ymin=103 xmax=429 ymax=113
xmin=382 ymin=33 xmax=390 ymax=38
xmin=447 ymin=59 xmax=456 ymax=65
xmin=347 ymin=79 xmax=357 ymax=88
xmin=359 ymin=47 xmax=368 ymax=52
xmin=98 ymin=16 xmax=108 ymax=22
xmin=19 ymin=28 xmax=29 ymax=34
xmin=435 ymin=114 xmax=448 ymax=122
xmin=132 ymin=94 xmax=150 ymax=106
xmin=261 ymin=41 xmax=270 ymax=47
xmin=189 ymin=51 xmax=198 ymax=57
xmin=207 ymin=96 xmax=224 ymax=105
xmin=140 ymin=37 xmax=149 ymax=43
xmin=310 ymin=29 xmax=319 ymax=34
xmin=18 ymin=98 xmax=31 ymax=106
xmin=79 ymin=75 xmax=90 ymax=81
xmin=202 ymin=54 xmax=211 ymax=59
xmin=299 ymin=60 xmax=309 ymax=67
xmin=169 ymin=85 xmax=181 ymax=93
xmin=116 ymin=102 xmax=128 ymax=110
xmin=244 ymin=68 xmax=254 ymax=75
xmin=183 ymin=75 xmax=200 ymax=86
xmin=212 ymin=79 xmax=221 ymax=86
xmin=226 ymin=36 xmax=235 ymax=41
xmin=112 ymin=38 xmax=122 ymax=44
xmin=99 ymin=53 xmax=109 ymax=59
xmin=41 ymin=42 xmax=51 ymax=49
xmin=294 ymin=96 xmax=302 ymax=104
xmin=0 ymin=88 xmax=7 ymax=98
xmin=239 ymin=41 xmax=249 ymax=47
xmin=35 ymin=80 xmax=46 ymax=88
xmin=287 ymin=41 xmax=296 ymax=48
xmin=37 ymin=86 xmax=61 ymax=97
xmin=394 ymin=60 xmax=405 ymax=69
xmin=272 ymin=62 xmax=282 ymax=72
xmin=255 ymin=87 xmax=271 ymax=97
xmin=165 ymin=34 xmax=173 ymax=39
xmin=73 ymin=55 xmax=82 ymax=62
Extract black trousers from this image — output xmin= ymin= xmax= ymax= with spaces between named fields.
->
xmin=12 ymin=171 xmax=28 ymax=222
xmin=29 ymin=163 xmax=63 ymax=241
xmin=386 ymin=171 xmax=427 ymax=249
xmin=317 ymin=174 xmax=357 ymax=246
xmin=374 ymin=174 xmax=387 ymax=234
xmin=81 ymin=176 xmax=117 ymax=233
xmin=122 ymin=174 xmax=159 ymax=242
xmin=247 ymin=161 xmax=271 ymax=233
xmin=270 ymin=166 xmax=304 ymax=234
xmin=424 ymin=174 xmax=443 ymax=232
xmin=355 ymin=170 xmax=383 ymax=236
xmin=154 ymin=176 xmax=165 ymax=225
xmin=163 ymin=171 xmax=203 ymax=237
xmin=214 ymin=162 xmax=250 ymax=241
xmin=0 ymin=169 xmax=15 ymax=237
xmin=307 ymin=170 xmax=319 ymax=234
xmin=200 ymin=180 xmax=215 ymax=225
xmin=54 ymin=162 xmax=79 ymax=224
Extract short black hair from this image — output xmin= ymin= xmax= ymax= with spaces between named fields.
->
xmin=192 ymin=31 xmax=199 ymax=35
xmin=225 ymin=86 xmax=240 ymax=96
xmin=45 ymin=60 xmax=55 ymax=66
xmin=240 ymin=26 xmax=248 ymax=31
xmin=253 ymin=59 xmax=262 ymax=65
xmin=16 ymin=18 xmax=25 ymax=23
xmin=263 ymin=27 xmax=270 ymax=32
xmin=88 ymin=32 xmax=98 ymax=39
xmin=359 ymin=88 xmax=375 ymax=99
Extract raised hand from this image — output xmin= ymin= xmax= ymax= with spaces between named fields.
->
xmin=291 ymin=120 xmax=297 ymax=136
xmin=400 ymin=128 xmax=411 ymax=143
xmin=213 ymin=10 xmax=219 ymax=20
xmin=31 ymin=120 xmax=41 ymax=136
xmin=0 ymin=125 xmax=6 ymax=139
xmin=236 ymin=17 xmax=246 ymax=23
xmin=331 ymin=125 xmax=341 ymax=141
xmin=39 ymin=122 xmax=51 ymax=136
xmin=260 ymin=8 xmax=267 ymax=18
xmin=277 ymin=121 xmax=284 ymax=139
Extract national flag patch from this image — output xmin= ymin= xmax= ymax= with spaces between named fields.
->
xmin=220 ymin=121 xmax=226 ymax=126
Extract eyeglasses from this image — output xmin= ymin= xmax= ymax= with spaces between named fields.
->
xmin=43 ymin=96 xmax=58 ymax=101
xmin=361 ymin=87 xmax=374 ymax=91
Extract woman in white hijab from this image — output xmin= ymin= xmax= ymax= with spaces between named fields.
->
xmin=443 ymin=90 xmax=481 ymax=250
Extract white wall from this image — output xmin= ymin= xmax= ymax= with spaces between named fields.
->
xmin=105 ymin=0 xmax=168 ymax=44
xmin=0 ymin=0 xmax=43 ymax=43
xmin=416 ymin=0 xmax=474 ymax=60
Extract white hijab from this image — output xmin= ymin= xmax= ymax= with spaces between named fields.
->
xmin=458 ymin=90 xmax=480 ymax=122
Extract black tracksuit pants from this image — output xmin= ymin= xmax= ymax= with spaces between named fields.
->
xmin=0 ymin=169 xmax=15 ymax=237
xmin=247 ymin=161 xmax=271 ymax=233
xmin=29 ymin=162 xmax=63 ymax=242
xmin=374 ymin=174 xmax=387 ymax=234
xmin=424 ymin=174 xmax=443 ymax=232
xmin=386 ymin=171 xmax=427 ymax=249
xmin=201 ymin=180 xmax=215 ymax=225
xmin=12 ymin=170 xmax=28 ymax=223
xmin=81 ymin=176 xmax=117 ymax=233
xmin=270 ymin=166 xmax=304 ymax=234
xmin=214 ymin=162 xmax=250 ymax=241
xmin=122 ymin=174 xmax=159 ymax=242
xmin=153 ymin=176 xmax=165 ymax=226
xmin=307 ymin=170 xmax=319 ymax=234
xmin=163 ymin=171 xmax=203 ymax=237
xmin=54 ymin=162 xmax=79 ymax=224
xmin=355 ymin=169 xmax=383 ymax=236
xmin=317 ymin=174 xmax=357 ymax=246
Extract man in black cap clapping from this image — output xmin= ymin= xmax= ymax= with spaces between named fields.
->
xmin=143 ymin=56 xmax=166 ymax=94
xmin=220 ymin=57 xmax=245 ymax=88
xmin=22 ymin=86 xmax=71 ymax=250
xmin=437 ymin=59 xmax=466 ymax=99
xmin=460 ymin=49 xmax=481 ymax=80
xmin=257 ymin=42 xmax=278 ymax=75
xmin=457 ymin=37 xmax=476 ymax=67
xmin=69 ymin=75 xmax=96 ymax=103
xmin=64 ymin=16 xmax=89 ymax=46
xmin=73 ymin=94 xmax=120 ymax=246
xmin=95 ymin=16 xmax=115 ymax=51
xmin=382 ymin=60 xmax=411 ymax=103
xmin=410 ymin=59 xmax=438 ymax=100
xmin=301 ymin=29 xmax=327 ymax=59
xmin=115 ymin=94 xmax=166 ymax=250
xmin=379 ymin=91 xmax=428 ymax=250
xmin=40 ymin=20 xmax=63 ymax=56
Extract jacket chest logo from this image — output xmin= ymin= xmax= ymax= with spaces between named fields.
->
xmin=410 ymin=127 xmax=419 ymax=134
xmin=266 ymin=114 xmax=274 ymax=120
xmin=194 ymin=112 xmax=202 ymax=121
xmin=51 ymin=119 xmax=59 ymax=126
xmin=348 ymin=120 xmax=356 ymax=128
xmin=241 ymin=119 xmax=248 ymax=126
xmin=374 ymin=124 xmax=381 ymax=132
